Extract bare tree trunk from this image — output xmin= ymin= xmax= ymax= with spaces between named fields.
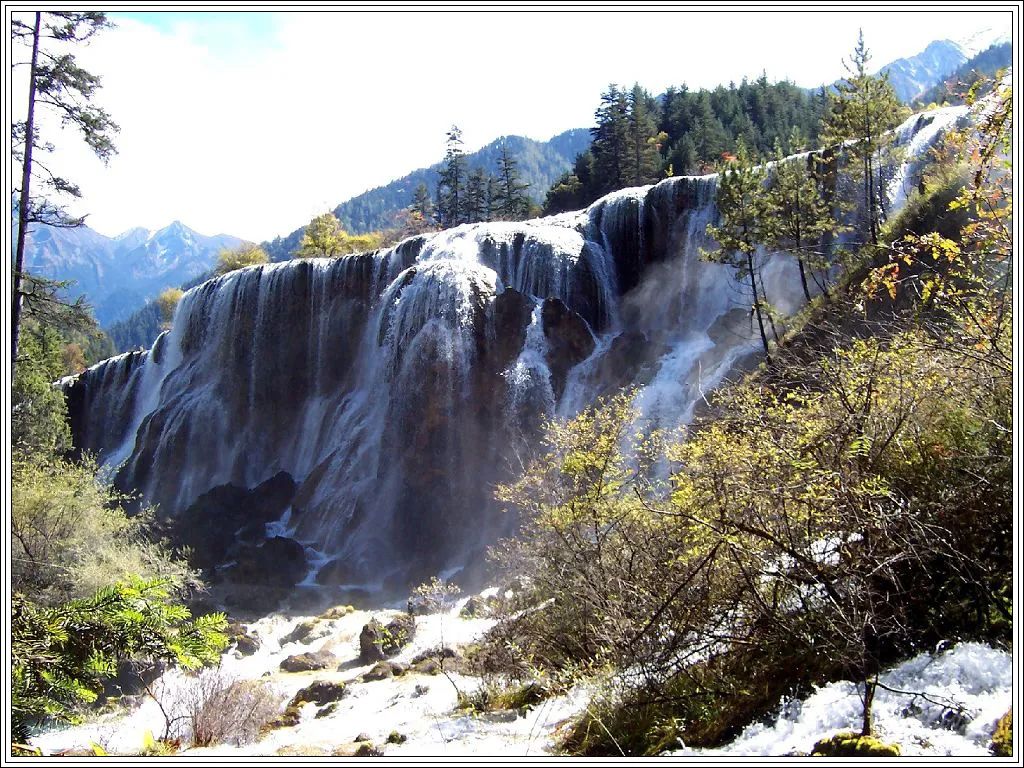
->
xmin=747 ymin=250 xmax=771 ymax=363
xmin=797 ymin=257 xmax=812 ymax=302
xmin=860 ymin=675 xmax=876 ymax=736
xmin=12 ymin=11 xmax=41 ymax=376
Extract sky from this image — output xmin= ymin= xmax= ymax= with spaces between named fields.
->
xmin=9 ymin=6 xmax=1016 ymax=243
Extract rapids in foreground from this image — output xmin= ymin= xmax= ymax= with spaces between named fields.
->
xmin=31 ymin=585 xmax=1011 ymax=757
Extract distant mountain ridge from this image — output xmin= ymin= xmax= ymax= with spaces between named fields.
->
xmin=879 ymin=39 xmax=969 ymax=103
xmin=23 ymin=221 xmax=243 ymax=327
xmin=872 ymin=25 xmax=1011 ymax=103
xmin=915 ymin=42 xmax=1013 ymax=106
xmin=264 ymin=128 xmax=591 ymax=258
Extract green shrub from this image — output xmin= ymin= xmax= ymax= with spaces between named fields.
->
xmin=12 ymin=455 xmax=202 ymax=605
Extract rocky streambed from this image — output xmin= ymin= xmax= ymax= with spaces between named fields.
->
xmin=31 ymin=586 xmax=1012 ymax=758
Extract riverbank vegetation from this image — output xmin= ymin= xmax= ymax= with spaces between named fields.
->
xmin=479 ymin=70 xmax=1012 ymax=755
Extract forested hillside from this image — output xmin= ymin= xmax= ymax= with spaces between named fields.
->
xmin=263 ymin=129 xmax=590 ymax=259
xmin=543 ymin=77 xmax=826 ymax=213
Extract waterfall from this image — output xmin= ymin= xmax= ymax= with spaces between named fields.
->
xmin=62 ymin=108 xmax=967 ymax=594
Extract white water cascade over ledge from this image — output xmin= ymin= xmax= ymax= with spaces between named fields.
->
xmin=63 ymin=106 xmax=970 ymax=604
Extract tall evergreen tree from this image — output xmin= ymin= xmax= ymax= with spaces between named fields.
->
xmin=591 ymin=85 xmax=631 ymax=193
xmin=703 ymin=141 xmax=773 ymax=361
xmin=437 ymin=125 xmax=468 ymax=228
xmin=411 ymin=182 xmax=435 ymax=224
xmin=626 ymin=84 xmax=665 ymax=186
xmin=820 ymin=29 xmax=905 ymax=247
xmin=495 ymin=142 xmax=531 ymax=219
xmin=486 ymin=175 xmax=502 ymax=222
xmin=11 ymin=12 xmax=119 ymax=375
xmin=464 ymin=167 xmax=490 ymax=223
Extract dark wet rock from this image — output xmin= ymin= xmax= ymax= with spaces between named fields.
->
xmin=226 ymin=621 xmax=261 ymax=656
xmin=481 ymin=709 xmax=521 ymax=723
xmin=411 ymin=646 xmax=460 ymax=665
xmin=490 ymin=287 xmax=534 ymax=370
xmin=542 ymin=297 xmax=595 ymax=398
xmin=283 ymin=585 xmax=332 ymax=616
xmin=101 ymin=659 xmax=166 ymax=699
xmin=173 ymin=472 xmax=296 ymax=571
xmin=449 ymin=550 xmax=491 ymax=594
xmin=353 ymin=743 xmax=383 ymax=757
xmin=315 ymin=702 xmax=338 ymax=719
xmin=459 ymin=596 xmax=491 ymax=618
xmin=231 ymin=536 xmax=308 ymax=589
xmin=279 ymin=649 xmax=336 ymax=673
xmin=411 ymin=658 xmax=440 ymax=675
xmin=410 ymin=646 xmax=463 ymax=675
xmin=186 ymin=597 xmax=221 ymax=618
xmin=359 ymin=620 xmax=387 ymax=663
xmin=590 ymin=331 xmax=668 ymax=396
xmin=362 ymin=662 xmax=393 ymax=681
xmin=315 ymin=556 xmax=361 ymax=586
xmin=361 ymin=660 xmax=408 ymax=682
xmin=319 ymin=604 xmax=355 ymax=620
xmin=265 ymin=702 xmax=303 ymax=731
xmin=62 ymin=349 xmax=148 ymax=462
xmin=359 ymin=613 xmax=416 ymax=663
xmin=234 ymin=632 xmax=260 ymax=656
xmin=282 ymin=619 xmax=318 ymax=645
xmin=289 ymin=681 xmax=347 ymax=707
xmin=216 ymin=583 xmax=292 ymax=615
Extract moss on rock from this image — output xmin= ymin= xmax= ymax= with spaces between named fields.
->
xmin=811 ymin=731 xmax=901 ymax=756
xmin=991 ymin=709 xmax=1012 ymax=757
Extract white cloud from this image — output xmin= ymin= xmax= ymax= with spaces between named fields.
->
xmin=13 ymin=8 xmax=1014 ymax=242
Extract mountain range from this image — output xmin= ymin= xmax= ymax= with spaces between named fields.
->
xmin=878 ymin=30 xmax=1010 ymax=103
xmin=22 ymin=221 xmax=243 ymax=327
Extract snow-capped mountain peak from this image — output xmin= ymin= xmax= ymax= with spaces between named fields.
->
xmin=956 ymin=27 xmax=1013 ymax=58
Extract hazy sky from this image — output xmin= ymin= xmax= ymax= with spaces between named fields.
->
xmin=11 ymin=7 xmax=1015 ymax=243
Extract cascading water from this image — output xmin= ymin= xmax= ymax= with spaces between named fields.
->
xmin=62 ymin=108 xmax=968 ymax=600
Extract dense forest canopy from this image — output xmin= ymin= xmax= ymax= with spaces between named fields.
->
xmin=544 ymin=76 xmax=826 ymax=214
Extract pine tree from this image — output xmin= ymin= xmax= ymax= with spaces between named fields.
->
xmin=820 ymin=29 xmax=905 ymax=247
xmin=411 ymin=182 xmax=434 ymax=224
xmin=495 ymin=142 xmax=531 ymax=219
xmin=763 ymin=128 xmax=836 ymax=300
xmin=626 ymin=84 xmax=666 ymax=187
xmin=703 ymin=141 xmax=773 ymax=361
xmin=591 ymin=85 xmax=631 ymax=193
xmin=12 ymin=578 xmax=227 ymax=741
xmin=464 ymin=167 xmax=490 ymax=223
xmin=486 ymin=175 xmax=502 ymax=222
xmin=437 ymin=125 xmax=468 ymax=227
xmin=11 ymin=12 xmax=119 ymax=376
